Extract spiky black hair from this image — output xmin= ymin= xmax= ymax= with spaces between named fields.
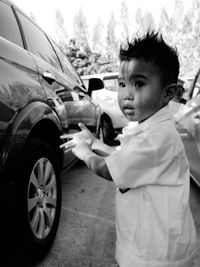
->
xmin=119 ymin=31 xmax=179 ymax=86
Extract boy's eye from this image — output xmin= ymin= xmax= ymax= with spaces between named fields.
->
xmin=135 ymin=81 xmax=145 ymax=88
xmin=119 ymin=82 xmax=126 ymax=88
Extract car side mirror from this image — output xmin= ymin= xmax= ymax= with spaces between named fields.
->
xmin=88 ymin=78 xmax=104 ymax=96
xmin=177 ymin=98 xmax=187 ymax=104
xmin=172 ymin=85 xmax=187 ymax=104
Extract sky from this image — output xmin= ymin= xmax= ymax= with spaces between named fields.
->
xmin=12 ymin=0 xmax=192 ymax=40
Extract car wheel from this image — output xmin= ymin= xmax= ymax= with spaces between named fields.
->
xmin=15 ymin=138 xmax=61 ymax=262
xmin=100 ymin=114 xmax=116 ymax=144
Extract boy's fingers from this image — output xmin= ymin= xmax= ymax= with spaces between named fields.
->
xmin=60 ymin=140 xmax=76 ymax=149
xmin=60 ymin=134 xmax=76 ymax=140
xmin=78 ymin=123 xmax=88 ymax=131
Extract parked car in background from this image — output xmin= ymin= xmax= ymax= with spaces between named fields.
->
xmin=170 ymin=71 xmax=200 ymax=186
xmin=0 ymin=0 xmax=104 ymax=263
xmin=81 ymin=72 xmax=129 ymax=141
xmin=182 ymin=74 xmax=200 ymax=100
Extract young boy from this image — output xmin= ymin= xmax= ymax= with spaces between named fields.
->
xmin=61 ymin=32 xmax=197 ymax=267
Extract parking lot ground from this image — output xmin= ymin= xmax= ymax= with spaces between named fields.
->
xmin=21 ymin=160 xmax=200 ymax=267
xmin=30 ymin=160 xmax=117 ymax=267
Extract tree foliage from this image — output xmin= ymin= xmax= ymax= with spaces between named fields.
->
xmin=73 ymin=8 xmax=89 ymax=46
xmin=106 ymin=13 xmax=119 ymax=61
xmin=67 ymin=38 xmax=118 ymax=76
xmin=120 ymin=1 xmax=129 ymax=41
xmin=158 ymin=0 xmax=200 ymax=76
xmin=55 ymin=9 xmax=68 ymax=53
xmin=55 ymin=0 xmax=200 ymax=77
xmin=92 ymin=17 xmax=105 ymax=53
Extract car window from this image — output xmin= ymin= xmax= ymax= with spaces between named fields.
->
xmin=51 ymin=41 xmax=82 ymax=84
xmin=56 ymin=87 xmax=80 ymax=102
xmin=0 ymin=2 xmax=23 ymax=47
xmin=187 ymin=94 xmax=200 ymax=108
xmin=103 ymin=78 xmax=118 ymax=91
xmin=63 ymin=57 xmax=82 ymax=84
xmin=193 ymin=75 xmax=200 ymax=97
xmin=17 ymin=11 xmax=62 ymax=70
xmin=82 ymin=79 xmax=89 ymax=89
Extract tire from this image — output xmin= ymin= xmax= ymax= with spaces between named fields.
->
xmin=15 ymin=138 xmax=61 ymax=262
xmin=100 ymin=114 xmax=116 ymax=144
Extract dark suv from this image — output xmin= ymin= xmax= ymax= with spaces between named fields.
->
xmin=0 ymin=0 xmax=104 ymax=262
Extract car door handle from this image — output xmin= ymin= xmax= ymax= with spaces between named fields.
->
xmin=42 ymin=71 xmax=56 ymax=84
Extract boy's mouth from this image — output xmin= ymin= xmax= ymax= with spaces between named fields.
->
xmin=123 ymin=106 xmax=135 ymax=115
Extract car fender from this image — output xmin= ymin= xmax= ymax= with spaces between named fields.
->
xmin=0 ymin=100 xmax=63 ymax=177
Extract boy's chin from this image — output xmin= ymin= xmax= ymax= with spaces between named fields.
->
xmin=125 ymin=114 xmax=137 ymax=122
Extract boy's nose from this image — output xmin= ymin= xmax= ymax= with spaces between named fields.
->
xmin=124 ymin=95 xmax=134 ymax=100
xmin=123 ymin=88 xmax=134 ymax=100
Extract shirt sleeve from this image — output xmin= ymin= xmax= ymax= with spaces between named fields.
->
xmin=105 ymin=132 xmax=186 ymax=189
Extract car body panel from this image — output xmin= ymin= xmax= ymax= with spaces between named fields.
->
xmin=57 ymin=89 xmax=100 ymax=129
xmin=0 ymin=101 xmax=63 ymax=179
xmin=0 ymin=37 xmax=44 ymax=147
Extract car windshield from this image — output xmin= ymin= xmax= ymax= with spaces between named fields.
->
xmin=176 ymin=94 xmax=200 ymax=153
xmin=184 ymin=75 xmax=200 ymax=99
xmin=172 ymin=94 xmax=200 ymax=122
xmin=103 ymin=78 xmax=118 ymax=91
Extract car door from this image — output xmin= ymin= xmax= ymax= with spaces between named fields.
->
xmin=176 ymin=95 xmax=200 ymax=184
xmin=51 ymin=43 xmax=100 ymax=134
xmin=0 ymin=2 xmax=45 ymax=149
xmin=16 ymin=11 xmax=101 ymax=163
xmin=57 ymin=88 xmax=100 ymax=133
xmin=16 ymin=10 xmax=78 ymax=164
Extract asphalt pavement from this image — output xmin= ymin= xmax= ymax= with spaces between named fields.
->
xmin=16 ymin=160 xmax=200 ymax=267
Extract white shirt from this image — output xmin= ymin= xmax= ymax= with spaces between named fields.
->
xmin=105 ymin=106 xmax=197 ymax=267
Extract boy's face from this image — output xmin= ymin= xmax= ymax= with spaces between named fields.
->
xmin=118 ymin=58 xmax=167 ymax=123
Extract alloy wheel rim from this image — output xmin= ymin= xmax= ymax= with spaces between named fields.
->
xmin=27 ymin=158 xmax=57 ymax=239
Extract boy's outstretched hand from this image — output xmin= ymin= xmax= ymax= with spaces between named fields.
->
xmin=71 ymin=140 xmax=91 ymax=161
xmin=60 ymin=123 xmax=95 ymax=150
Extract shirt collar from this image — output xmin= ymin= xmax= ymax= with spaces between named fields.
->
xmin=140 ymin=105 xmax=172 ymax=127
xmin=122 ymin=105 xmax=172 ymax=136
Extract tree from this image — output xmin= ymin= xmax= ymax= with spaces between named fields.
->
xmin=120 ymin=1 xmax=130 ymax=42
xmin=73 ymin=8 xmax=89 ymax=47
xmin=159 ymin=6 xmax=175 ymax=44
xmin=190 ymin=0 xmax=200 ymax=73
xmin=67 ymin=38 xmax=91 ymax=76
xmin=178 ymin=9 xmax=195 ymax=76
xmin=66 ymin=38 xmax=118 ymax=75
xmin=55 ymin=10 xmax=68 ymax=53
xmin=159 ymin=7 xmax=170 ymax=33
xmin=135 ymin=7 xmax=144 ymax=34
xmin=135 ymin=7 xmax=148 ymax=35
xmin=142 ymin=11 xmax=156 ymax=33
xmin=106 ymin=13 xmax=119 ymax=60
xmin=92 ymin=17 xmax=105 ymax=53
xmin=135 ymin=8 xmax=155 ymax=36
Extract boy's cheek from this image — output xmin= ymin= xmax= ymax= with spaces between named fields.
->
xmin=118 ymin=94 xmax=123 ymax=107
xmin=118 ymin=100 xmax=124 ymax=114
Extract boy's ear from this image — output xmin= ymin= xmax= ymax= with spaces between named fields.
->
xmin=164 ymin=84 xmax=177 ymax=103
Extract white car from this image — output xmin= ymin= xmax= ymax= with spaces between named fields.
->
xmin=81 ymin=72 xmax=129 ymax=139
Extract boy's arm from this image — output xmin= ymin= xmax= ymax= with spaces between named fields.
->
xmin=85 ymin=153 xmax=113 ymax=181
xmin=92 ymin=138 xmax=116 ymax=155
xmin=72 ymin=141 xmax=113 ymax=181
